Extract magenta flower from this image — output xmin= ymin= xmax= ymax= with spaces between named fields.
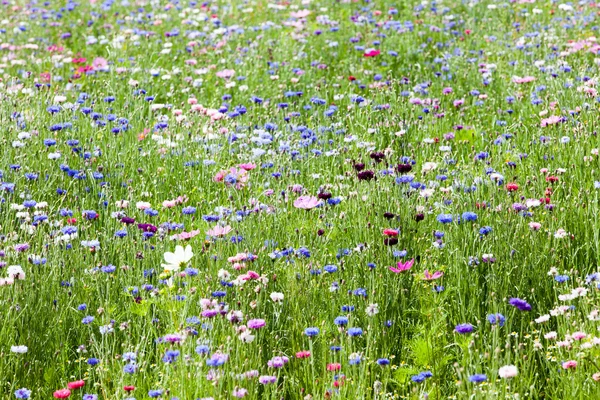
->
xmin=423 ymin=270 xmax=444 ymax=280
xmin=389 ymin=259 xmax=414 ymax=273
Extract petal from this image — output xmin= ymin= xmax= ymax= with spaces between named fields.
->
xmin=163 ymin=252 xmax=177 ymax=264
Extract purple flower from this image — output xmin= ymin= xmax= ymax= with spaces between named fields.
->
xmin=509 ymin=297 xmax=531 ymax=311
xmin=247 ymin=319 xmax=266 ymax=329
xmin=455 ymin=323 xmax=474 ymax=334
xmin=258 ymin=375 xmax=277 ymax=385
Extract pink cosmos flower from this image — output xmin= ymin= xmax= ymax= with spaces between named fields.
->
xmin=293 ymin=196 xmax=320 ymax=209
xmin=92 ymin=57 xmax=108 ymax=70
xmin=423 ymin=270 xmax=444 ymax=280
xmin=206 ymin=225 xmax=232 ymax=237
xmin=238 ymin=163 xmax=256 ymax=171
xmin=172 ymin=230 xmax=201 ymax=240
xmin=389 ymin=259 xmax=415 ymax=273
xmin=364 ymin=49 xmax=380 ymax=57
xmin=290 ymin=9 xmax=311 ymax=18
xmin=540 ymin=115 xmax=563 ymax=127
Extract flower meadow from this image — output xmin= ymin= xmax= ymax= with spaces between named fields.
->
xmin=5 ymin=0 xmax=600 ymax=399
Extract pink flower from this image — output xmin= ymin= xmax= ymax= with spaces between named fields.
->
xmin=293 ymin=196 xmax=320 ymax=210
xmin=206 ymin=225 xmax=232 ymax=237
xmin=382 ymin=229 xmax=399 ymax=237
xmin=513 ymin=76 xmax=536 ymax=84
xmin=295 ymin=350 xmax=311 ymax=358
xmin=572 ymin=331 xmax=587 ymax=341
xmin=53 ymin=389 xmax=71 ymax=399
xmin=423 ymin=270 xmax=444 ymax=280
xmin=216 ymin=69 xmax=235 ymax=79
xmin=67 ymin=380 xmax=85 ymax=390
xmin=92 ymin=57 xmax=108 ymax=70
xmin=172 ymin=230 xmax=201 ymax=240
xmin=389 ymin=259 xmax=414 ymax=273
xmin=238 ymin=163 xmax=256 ymax=171
xmin=247 ymin=319 xmax=266 ymax=329
xmin=528 ymin=222 xmax=541 ymax=231
xmin=363 ymin=49 xmax=380 ymax=57
xmin=562 ymin=360 xmax=578 ymax=370
xmin=540 ymin=115 xmax=563 ymax=127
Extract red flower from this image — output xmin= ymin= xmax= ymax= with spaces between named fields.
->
xmin=123 ymin=386 xmax=136 ymax=392
xmin=53 ymin=389 xmax=71 ymax=399
xmin=348 ymin=75 xmax=356 ymax=81
xmin=67 ymin=380 xmax=85 ymax=390
xmin=465 ymin=29 xmax=472 ymax=35
xmin=546 ymin=176 xmax=559 ymax=183
xmin=67 ymin=218 xmax=77 ymax=224
xmin=506 ymin=183 xmax=519 ymax=192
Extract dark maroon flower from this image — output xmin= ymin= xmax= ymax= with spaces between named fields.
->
xmin=354 ymin=163 xmax=365 ymax=172
xmin=370 ymin=152 xmax=385 ymax=162
xmin=137 ymin=223 xmax=157 ymax=233
xmin=415 ymin=213 xmax=425 ymax=222
xmin=395 ymin=164 xmax=412 ymax=173
xmin=357 ymin=170 xmax=375 ymax=181
xmin=317 ymin=229 xmax=325 ymax=236
xmin=383 ymin=237 xmax=398 ymax=246
xmin=318 ymin=192 xmax=332 ymax=200
xmin=121 ymin=216 xmax=135 ymax=224
xmin=383 ymin=212 xmax=395 ymax=220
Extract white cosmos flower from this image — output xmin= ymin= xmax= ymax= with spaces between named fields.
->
xmin=161 ymin=245 xmax=193 ymax=272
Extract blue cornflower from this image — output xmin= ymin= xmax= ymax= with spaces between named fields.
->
xmin=82 ymin=316 xmax=94 ymax=324
xmin=324 ymin=265 xmax=338 ymax=273
xmin=487 ymin=313 xmax=505 ymax=327
xmin=455 ymin=323 xmax=474 ymax=334
xmin=14 ymin=388 xmax=31 ymax=399
xmin=436 ymin=214 xmax=453 ymax=224
xmin=469 ymin=374 xmax=487 ymax=383
xmin=347 ymin=327 xmax=363 ymax=337
xmin=334 ymin=316 xmax=348 ymax=326
xmin=304 ymin=327 xmax=320 ymax=337
xmin=377 ymin=358 xmax=390 ymax=366
xmin=148 ymin=390 xmax=163 ymax=398
xmin=462 ymin=212 xmax=477 ymax=222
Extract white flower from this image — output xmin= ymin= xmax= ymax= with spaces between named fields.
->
xmin=161 ymin=245 xmax=193 ymax=272
xmin=10 ymin=345 xmax=27 ymax=353
xmin=421 ymin=162 xmax=438 ymax=174
xmin=270 ymin=292 xmax=284 ymax=303
xmin=7 ymin=265 xmax=25 ymax=280
xmin=535 ymin=314 xmax=550 ymax=324
xmin=554 ymin=228 xmax=568 ymax=239
xmin=544 ymin=331 xmax=557 ymax=340
xmin=365 ymin=303 xmax=379 ymax=317
xmin=498 ymin=365 xmax=518 ymax=379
